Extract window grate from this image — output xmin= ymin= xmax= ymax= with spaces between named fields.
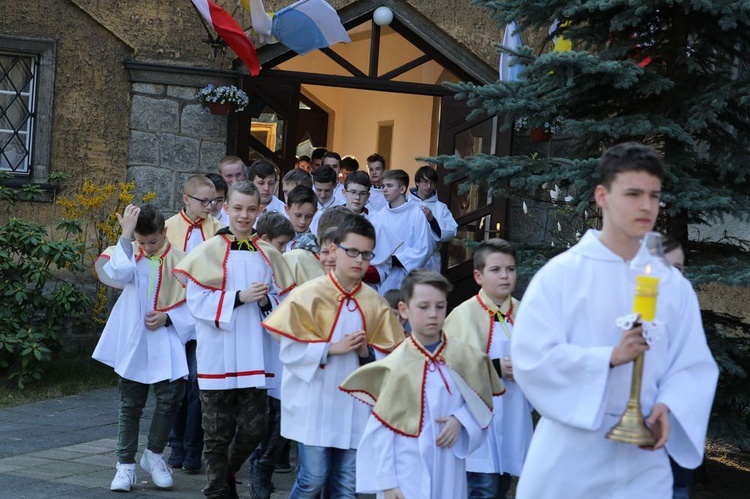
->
xmin=0 ymin=53 xmax=37 ymax=174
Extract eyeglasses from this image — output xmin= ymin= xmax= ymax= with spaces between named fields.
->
xmin=345 ymin=189 xmax=369 ymax=198
xmin=336 ymin=244 xmax=375 ymax=261
xmin=187 ymin=195 xmax=217 ymax=207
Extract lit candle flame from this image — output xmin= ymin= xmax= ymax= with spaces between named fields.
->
xmin=496 ymin=222 xmax=500 ymax=232
xmin=644 ymin=264 xmax=652 ymax=275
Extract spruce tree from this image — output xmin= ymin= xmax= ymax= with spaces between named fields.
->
xmin=440 ymin=0 xmax=750 ymax=246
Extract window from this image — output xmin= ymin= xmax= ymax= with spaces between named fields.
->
xmin=0 ymin=36 xmax=55 ymax=183
xmin=1 ymin=53 xmax=37 ymax=174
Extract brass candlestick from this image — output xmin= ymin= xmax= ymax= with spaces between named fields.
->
xmin=607 ymin=233 xmax=669 ymax=446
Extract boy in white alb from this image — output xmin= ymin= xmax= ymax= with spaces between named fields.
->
xmin=444 ymin=239 xmax=532 ymax=498
xmin=369 ymin=169 xmax=434 ymax=293
xmin=249 ymin=158 xmax=286 ymax=221
xmin=262 ymin=215 xmax=404 ymax=498
xmin=284 ymin=185 xmax=318 ymax=252
xmin=165 ymin=175 xmax=225 ymax=253
xmin=164 ymin=174 xmax=225 ymax=473
xmin=366 ymin=153 xmax=387 ymax=212
xmin=409 ymin=165 xmax=458 ymax=272
xmin=93 ymin=204 xmax=194 ymax=493
xmin=340 ymin=270 xmax=504 ymax=499
xmin=173 ymin=181 xmax=295 ymax=499
xmin=511 ymin=143 xmax=718 ymax=498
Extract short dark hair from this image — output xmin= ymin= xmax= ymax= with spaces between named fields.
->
xmin=317 ymin=206 xmax=355 ymax=241
xmin=400 ymin=269 xmax=452 ymax=305
xmin=313 ymin=165 xmax=338 ymax=184
xmin=414 ymin=165 xmax=438 ymax=184
xmin=227 ymin=180 xmax=261 ymax=203
xmin=256 ymin=212 xmax=295 ymax=240
xmin=332 ymin=214 xmax=376 ymax=246
xmin=248 ymin=158 xmax=279 ymax=181
xmin=283 ymin=168 xmax=313 ymax=189
xmin=344 ymin=171 xmax=371 ymax=189
xmin=319 ymin=226 xmax=338 ymax=246
xmin=341 ymin=155 xmax=359 ymax=172
xmin=311 ymin=147 xmax=328 ymax=161
xmin=206 ymin=173 xmax=228 ymax=195
xmin=599 ymin=142 xmax=665 ymax=189
xmin=134 ymin=203 xmax=165 ymax=236
xmin=383 ymin=169 xmax=409 ymax=188
xmin=474 ymin=238 xmax=517 ymax=272
xmin=299 ymin=155 xmax=311 ymax=163
xmin=286 ymin=185 xmax=317 ymax=208
xmin=322 ymin=151 xmax=341 ymax=163
xmin=383 ymin=289 xmax=403 ymax=309
xmin=367 ymin=153 xmax=386 ymax=169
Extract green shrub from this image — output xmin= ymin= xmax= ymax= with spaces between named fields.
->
xmin=0 ymin=217 xmax=90 ymax=388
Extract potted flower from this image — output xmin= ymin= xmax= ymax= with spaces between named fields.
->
xmin=514 ymin=116 xmax=565 ymax=142
xmin=197 ymin=84 xmax=250 ymax=115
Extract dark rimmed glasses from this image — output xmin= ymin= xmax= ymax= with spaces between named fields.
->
xmin=336 ymin=244 xmax=375 ymax=261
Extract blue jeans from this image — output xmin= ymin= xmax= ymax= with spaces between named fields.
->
xmin=168 ymin=340 xmax=204 ymax=456
xmin=467 ymin=471 xmax=512 ymax=499
xmin=289 ymin=443 xmax=356 ymax=499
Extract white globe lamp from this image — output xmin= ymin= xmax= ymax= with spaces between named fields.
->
xmin=373 ymin=6 xmax=394 ymax=27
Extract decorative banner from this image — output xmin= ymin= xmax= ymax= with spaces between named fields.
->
xmin=191 ymin=0 xmax=261 ymax=75
xmin=549 ymin=19 xmax=572 ymax=52
xmin=243 ymin=0 xmax=351 ymax=55
xmin=499 ymin=21 xmax=524 ymax=81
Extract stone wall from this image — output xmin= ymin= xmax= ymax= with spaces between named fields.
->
xmin=126 ymin=65 xmax=241 ymax=216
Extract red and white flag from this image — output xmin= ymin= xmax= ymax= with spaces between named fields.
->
xmin=191 ymin=0 xmax=261 ymax=76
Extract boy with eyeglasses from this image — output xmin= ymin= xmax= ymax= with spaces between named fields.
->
xmin=164 ymin=174 xmax=224 ymax=474
xmin=409 ymin=165 xmax=458 ymax=272
xmin=165 ymin=175 xmax=225 ymax=253
xmin=262 ymin=214 xmax=405 ymax=499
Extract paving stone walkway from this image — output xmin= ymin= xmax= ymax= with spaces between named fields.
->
xmin=0 ymin=388 xmax=294 ymax=498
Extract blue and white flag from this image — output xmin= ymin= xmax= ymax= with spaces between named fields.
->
xmin=499 ymin=21 xmax=524 ymax=81
xmin=244 ymin=0 xmax=350 ymax=55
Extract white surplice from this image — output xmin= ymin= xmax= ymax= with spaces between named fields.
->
xmin=511 ymin=230 xmax=719 ymax=499
xmin=367 ymin=185 xmax=386 ymax=212
xmin=279 ymin=304 xmax=370 ymax=449
xmin=92 ymin=242 xmax=191 ymax=384
xmin=186 ymin=249 xmax=278 ymax=390
xmin=368 ymin=198 xmax=434 ymax=293
xmin=408 ymin=188 xmax=458 ymax=272
xmin=356 ymin=366 xmax=486 ymax=499
xmin=467 ymin=318 xmax=533 ymax=476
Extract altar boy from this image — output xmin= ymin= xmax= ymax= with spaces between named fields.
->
xmin=93 ymin=204 xmax=194 ymax=493
xmin=444 ymin=239 xmax=532 ymax=498
xmin=173 ymin=181 xmax=294 ymax=499
xmin=262 ymin=214 xmax=404 ymax=498
xmin=340 ymin=270 xmax=504 ymax=499
xmin=511 ymin=142 xmax=718 ymax=498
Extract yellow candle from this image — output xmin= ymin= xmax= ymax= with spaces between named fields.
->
xmin=632 ymin=275 xmax=659 ymax=322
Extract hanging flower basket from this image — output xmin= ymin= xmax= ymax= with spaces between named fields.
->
xmin=208 ymin=102 xmax=236 ymax=116
xmin=515 ymin=116 xmax=565 ymax=142
xmin=530 ymin=127 xmax=552 ymax=142
xmin=197 ymin=84 xmax=249 ymax=114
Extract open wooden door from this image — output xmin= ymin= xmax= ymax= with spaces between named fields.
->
xmin=437 ymin=93 xmax=512 ymax=307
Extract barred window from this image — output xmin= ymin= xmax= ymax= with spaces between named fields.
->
xmin=0 ymin=52 xmax=36 ymax=174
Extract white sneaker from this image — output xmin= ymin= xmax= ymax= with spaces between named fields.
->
xmin=110 ymin=462 xmax=136 ymax=492
xmin=140 ymin=449 xmax=174 ymax=488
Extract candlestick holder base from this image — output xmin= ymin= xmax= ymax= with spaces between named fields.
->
xmin=606 ymin=399 xmax=656 ymax=446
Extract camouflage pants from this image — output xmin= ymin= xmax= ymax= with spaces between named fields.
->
xmin=200 ymin=388 xmax=267 ymax=498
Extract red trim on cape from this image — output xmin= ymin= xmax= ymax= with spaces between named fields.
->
xmin=178 ymin=209 xmax=206 ymax=251
xmin=474 ymin=294 xmax=496 ymax=354
xmin=252 ymin=234 xmax=296 ymax=296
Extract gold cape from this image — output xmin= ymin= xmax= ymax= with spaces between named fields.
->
xmin=261 ymin=271 xmax=404 ymax=354
xmin=164 ymin=210 xmax=225 ymax=251
xmin=283 ymin=248 xmax=325 ymax=285
xmin=172 ymin=233 xmax=296 ymax=295
xmin=95 ymin=239 xmax=187 ymax=312
xmin=444 ymin=289 xmax=520 ymax=354
xmin=340 ymin=333 xmax=505 ymax=437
